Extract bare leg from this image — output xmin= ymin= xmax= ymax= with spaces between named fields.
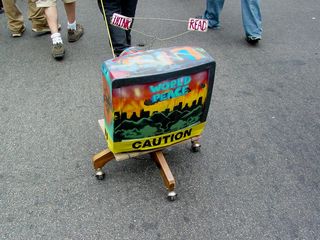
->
xmin=64 ymin=2 xmax=75 ymax=23
xmin=44 ymin=6 xmax=58 ymax=33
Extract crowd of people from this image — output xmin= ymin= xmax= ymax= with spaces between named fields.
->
xmin=0 ymin=0 xmax=262 ymax=60
xmin=0 ymin=0 xmax=83 ymax=59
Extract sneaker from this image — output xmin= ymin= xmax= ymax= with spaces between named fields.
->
xmin=195 ymin=15 xmax=220 ymax=29
xmin=11 ymin=25 xmax=26 ymax=37
xmin=52 ymin=43 xmax=65 ymax=59
xmin=0 ymin=8 xmax=4 ymax=14
xmin=32 ymin=23 xmax=61 ymax=34
xmin=67 ymin=24 xmax=84 ymax=42
xmin=246 ymin=36 xmax=261 ymax=45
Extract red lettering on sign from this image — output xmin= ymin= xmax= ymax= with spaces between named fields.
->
xmin=122 ymin=18 xmax=131 ymax=29
xmin=188 ymin=19 xmax=195 ymax=29
xmin=188 ymin=18 xmax=208 ymax=32
xmin=111 ymin=13 xmax=133 ymax=30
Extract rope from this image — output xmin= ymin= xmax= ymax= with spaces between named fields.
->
xmin=131 ymin=28 xmax=191 ymax=41
xmin=129 ymin=16 xmax=192 ymax=43
xmin=132 ymin=17 xmax=188 ymax=23
xmin=99 ymin=4 xmax=196 ymax=55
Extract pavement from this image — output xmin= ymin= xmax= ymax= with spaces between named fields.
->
xmin=0 ymin=0 xmax=319 ymax=239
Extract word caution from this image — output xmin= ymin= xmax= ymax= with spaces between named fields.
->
xmin=132 ymin=128 xmax=192 ymax=149
xmin=111 ymin=13 xmax=133 ymax=30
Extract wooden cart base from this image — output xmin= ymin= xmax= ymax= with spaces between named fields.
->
xmin=92 ymin=120 xmax=201 ymax=201
xmin=92 ymin=148 xmax=177 ymax=200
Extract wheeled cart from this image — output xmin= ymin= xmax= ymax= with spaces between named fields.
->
xmin=92 ymin=46 xmax=215 ymax=200
xmin=92 ymin=120 xmax=201 ymax=201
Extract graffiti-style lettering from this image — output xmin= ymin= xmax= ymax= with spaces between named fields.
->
xmin=151 ymin=86 xmax=189 ymax=103
xmin=150 ymin=76 xmax=191 ymax=93
xmin=150 ymin=76 xmax=192 ymax=103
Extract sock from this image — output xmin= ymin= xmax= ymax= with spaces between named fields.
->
xmin=51 ymin=33 xmax=63 ymax=44
xmin=67 ymin=21 xmax=77 ymax=30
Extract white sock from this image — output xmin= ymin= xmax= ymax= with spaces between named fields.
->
xmin=51 ymin=33 xmax=63 ymax=44
xmin=67 ymin=21 xmax=77 ymax=30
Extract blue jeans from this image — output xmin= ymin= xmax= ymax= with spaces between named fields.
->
xmin=204 ymin=0 xmax=262 ymax=38
xmin=98 ymin=0 xmax=138 ymax=56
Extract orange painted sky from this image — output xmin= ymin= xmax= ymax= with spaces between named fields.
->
xmin=111 ymin=71 xmax=209 ymax=117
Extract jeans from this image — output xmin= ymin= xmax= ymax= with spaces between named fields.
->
xmin=204 ymin=0 xmax=262 ymax=38
xmin=98 ymin=0 xmax=138 ymax=56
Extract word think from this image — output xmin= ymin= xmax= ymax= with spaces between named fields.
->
xmin=111 ymin=13 xmax=132 ymax=30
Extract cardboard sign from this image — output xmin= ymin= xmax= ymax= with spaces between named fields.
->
xmin=111 ymin=13 xmax=133 ymax=30
xmin=188 ymin=18 xmax=208 ymax=32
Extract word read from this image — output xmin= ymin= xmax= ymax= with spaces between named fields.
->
xmin=188 ymin=18 xmax=208 ymax=32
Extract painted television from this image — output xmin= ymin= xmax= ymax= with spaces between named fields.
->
xmin=101 ymin=46 xmax=216 ymax=153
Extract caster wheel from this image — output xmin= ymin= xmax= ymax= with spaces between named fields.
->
xmin=191 ymin=141 xmax=201 ymax=152
xmin=95 ymin=169 xmax=105 ymax=180
xmin=167 ymin=191 xmax=177 ymax=201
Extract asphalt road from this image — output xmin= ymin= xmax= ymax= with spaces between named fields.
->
xmin=0 ymin=0 xmax=319 ymax=239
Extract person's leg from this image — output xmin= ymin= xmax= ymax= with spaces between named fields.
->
xmin=121 ymin=0 xmax=137 ymax=46
xmin=2 ymin=0 xmax=25 ymax=36
xmin=0 ymin=0 xmax=4 ymax=14
xmin=241 ymin=0 xmax=262 ymax=41
xmin=36 ymin=0 xmax=64 ymax=58
xmin=36 ymin=0 xmax=59 ymax=33
xmin=97 ymin=0 xmax=128 ymax=56
xmin=45 ymin=5 xmax=65 ymax=58
xmin=203 ymin=0 xmax=225 ymax=29
xmin=44 ymin=6 xmax=59 ymax=33
xmin=63 ymin=0 xmax=83 ymax=42
xmin=63 ymin=0 xmax=75 ymax=23
xmin=28 ymin=0 xmax=49 ymax=32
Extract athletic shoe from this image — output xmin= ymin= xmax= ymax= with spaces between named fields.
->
xmin=52 ymin=43 xmax=65 ymax=59
xmin=195 ymin=15 xmax=220 ymax=29
xmin=11 ymin=25 xmax=26 ymax=37
xmin=246 ymin=36 xmax=261 ymax=45
xmin=67 ymin=24 xmax=84 ymax=42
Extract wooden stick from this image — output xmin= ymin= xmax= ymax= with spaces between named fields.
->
xmin=92 ymin=148 xmax=115 ymax=170
xmin=151 ymin=151 xmax=175 ymax=191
